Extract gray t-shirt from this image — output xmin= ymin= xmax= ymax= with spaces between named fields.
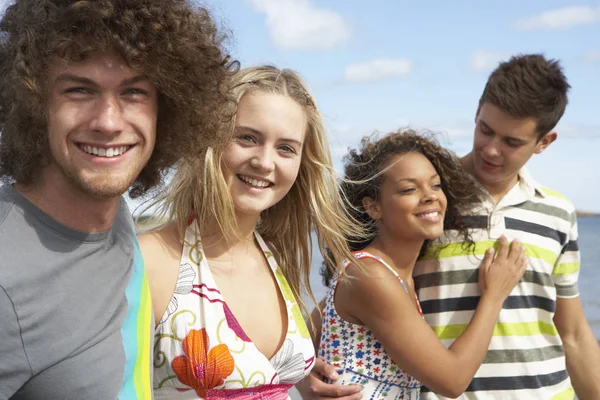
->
xmin=0 ymin=185 xmax=153 ymax=399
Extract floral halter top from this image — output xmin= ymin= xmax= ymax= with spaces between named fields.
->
xmin=153 ymin=221 xmax=315 ymax=399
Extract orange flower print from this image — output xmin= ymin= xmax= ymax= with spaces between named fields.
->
xmin=172 ymin=328 xmax=235 ymax=397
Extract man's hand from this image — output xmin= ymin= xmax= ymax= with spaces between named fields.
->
xmin=296 ymin=359 xmax=362 ymax=399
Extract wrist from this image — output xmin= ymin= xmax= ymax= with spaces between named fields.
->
xmin=479 ymin=292 xmax=505 ymax=313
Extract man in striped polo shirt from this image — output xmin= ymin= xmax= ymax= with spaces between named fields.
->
xmin=298 ymin=54 xmax=600 ymax=400
xmin=414 ymin=54 xmax=600 ymax=399
xmin=0 ymin=1 xmax=234 ymax=398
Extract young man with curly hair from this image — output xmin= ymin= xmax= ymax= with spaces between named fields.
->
xmin=0 ymin=0 xmax=236 ymax=398
xmin=299 ymin=54 xmax=600 ymax=399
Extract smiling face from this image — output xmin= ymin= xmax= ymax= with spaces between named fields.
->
xmin=365 ymin=152 xmax=448 ymax=242
xmin=221 ymin=90 xmax=307 ymax=219
xmin=44 ymin=50 xmax=158 ymax=199
xmin=467 ymin=102 xmax=555 ymax=193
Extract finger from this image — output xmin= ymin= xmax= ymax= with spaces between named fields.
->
xmin=311 ymin=358 xmax=337 ymax=379
xmin=507 ymin=239 xmax=522 ymax=263
xmin=481 ymin=247 xmax=494 ymax=271
xmin=520 ymin=247 xmax=528 ymax=273
xmin=479 ymin=247 xmax=494 ymax=282
xmin=496 ymin=235 xmax=509 ymax=260
xmin=306 ymin=379 xmax=362 ymax=398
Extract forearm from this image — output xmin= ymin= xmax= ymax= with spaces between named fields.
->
xmin=414 ymin=295 xmax=503 ymax=397
xmin=446 ymin=295 xmax=503 ymax=389
xmin=562 ymin=325 xmax=600 ymax=399
xmin=309 ymin=305 xmax=323 ymax=350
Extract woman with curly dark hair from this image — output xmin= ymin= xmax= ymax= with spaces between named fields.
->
xmin=316 ymin=130 xmax=527 ymax=399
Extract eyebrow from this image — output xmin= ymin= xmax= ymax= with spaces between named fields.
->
xmin=479 ymin=118 xmax=526 ymax=143
xmin=395 ymin=173 xmax=439 ymax=184
xmin=479 ymin=119 xmax=494 ymax=133
xmin=235 ymin=125 xmax=303 ymax=147
xmin=54 ymin=73 xmax=150 ymax=87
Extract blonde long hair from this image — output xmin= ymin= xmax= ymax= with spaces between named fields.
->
xmin=152 ymin=65 xmax=362 ymax=318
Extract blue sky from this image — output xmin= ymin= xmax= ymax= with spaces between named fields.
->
xmin=0 ymin=0 xmax=597 ymax=211
xmin=207 ymin=0 xmax=600 ymax=212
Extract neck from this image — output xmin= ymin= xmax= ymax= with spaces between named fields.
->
xmin=461 ymin=152 xmax=518 ymax=203
xmin=482 ymin=177 xmax=518 ymax=203
xmin=201 ymin=211 xmax=259 ymax=259
xmin=366 ymin=231 xmax=423 ymax=284
xmin=15 ymin=170 xmax=121 ymax=233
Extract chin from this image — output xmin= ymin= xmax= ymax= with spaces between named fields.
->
xmin=75 ymin=176 xmax=134 ymax=199
xmin=425 ymin=228 xmax=444 ymax=241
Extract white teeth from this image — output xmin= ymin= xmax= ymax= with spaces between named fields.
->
xmin=239 ymin=175 xmax=270 ymax=188
xmin=418 ymin=212 xmax=439 ymax=219
xmin=81 ymin=145 xmax=129 ymax=158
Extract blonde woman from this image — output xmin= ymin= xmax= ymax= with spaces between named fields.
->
xmin=139 ymin=66 xmax=360 ymax=399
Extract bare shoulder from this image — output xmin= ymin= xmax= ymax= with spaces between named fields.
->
xmin=336 ymin=256 xmax=408 ymax=323
xmin=138 ymin=222 xmax=184 ymax=324
xmin=342 ymin=256 xmax=398 ymax=286
xmin=138 ymin=222 xmax=182 ymax=273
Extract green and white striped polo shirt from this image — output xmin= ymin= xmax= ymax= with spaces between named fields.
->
xmin=414 ymin=168 xmax=578 ymax=400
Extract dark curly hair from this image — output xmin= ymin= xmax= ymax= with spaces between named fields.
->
xmin=0 ymin=0 xmax=239 ymax=197
xmin=479 ymin=54 xmax=570 ymax=140
xmin=321 ymin=129 xmax=484 ymax=286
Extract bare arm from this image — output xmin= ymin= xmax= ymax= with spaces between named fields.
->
xmin=309 ymin=299 xmax=324 ymax=349
xmin=295 ymin=300 xmax=362 ymax=399
xmin=338 ymin=237 xmax=526 ymax=398
xmin=295 ymin=358 xmax=362 ymax=400
xmin=138 ymin=223 xmax=182 ymax=326
xmin=554 ymin=297 xmax=600 ymax=399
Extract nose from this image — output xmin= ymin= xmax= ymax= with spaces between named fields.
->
xmin=249 ymin=147 xmax=275 ymax=172
xmin=421 ymin=187 xmax=439 ymax=204
xmin=89 ymin=95 xmax=125 ymax=134
xmin=482 ymin=137 xmax=501 ymax=158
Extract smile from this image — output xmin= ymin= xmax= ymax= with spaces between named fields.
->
xmin=415 ymin=211 xmax=442 ymax=222
xmin=237 ymin=174 xmax=273 ymax=188
xmin=79 ymin=144 xmax=131 ymax=158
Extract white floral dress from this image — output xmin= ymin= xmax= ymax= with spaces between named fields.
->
xmin=319 ymin=251 xmax=423 ymax=399
xmin=153 ymin=220 xmax=315 ymax=399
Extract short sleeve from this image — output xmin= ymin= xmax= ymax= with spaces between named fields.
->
xmin=0 ymin=285 xmax=32 ymax=398
xmin=551 ymin=213 xmax=580 ymax=298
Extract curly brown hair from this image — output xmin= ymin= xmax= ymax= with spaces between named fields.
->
xmin=321 ymin=129 xmax=484 ymax=286
xmin=0 ymin=0 xmax=238 ymax=197
xmin=479 ymin=54 xmax=570 ymax=140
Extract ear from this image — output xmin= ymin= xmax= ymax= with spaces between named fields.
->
xmin=362 ymin=196 xmax=381 ymax=221
xmin=535 ymin=131 xmax=557 ymax=154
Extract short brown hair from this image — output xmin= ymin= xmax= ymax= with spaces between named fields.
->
xmin=478 ymin=54 xmax=570 ymax=140
xmin=0 ymin=0 xmax=238 ymax=197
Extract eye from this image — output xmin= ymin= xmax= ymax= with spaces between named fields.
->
xmin=279 ymin=144 xmax=297 ymax=155
xmin=505 ymin=140 xmax=522 ymax=148
xmin=64 ymin=87 xmax=93 ymax=95
xmin=432 ymin=183 xmax=443 ymax=190
xmin=236 ymin=134 xmax=257 ymax=144
xmin=399 ymin=187 xmax=416 ymax=194
xmin=123 ymin=88 xmax=149 ymax=96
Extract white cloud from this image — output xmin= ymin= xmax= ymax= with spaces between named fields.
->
xmin=470 ymin=50 xmax=509 ymax=71
xmin=342 ymin=59 xmax=413 ymax=84
xmin=513 ymin=6 xmax=600 ymax=31
xmin=245 ymin=0 xmax=351 ymax=51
